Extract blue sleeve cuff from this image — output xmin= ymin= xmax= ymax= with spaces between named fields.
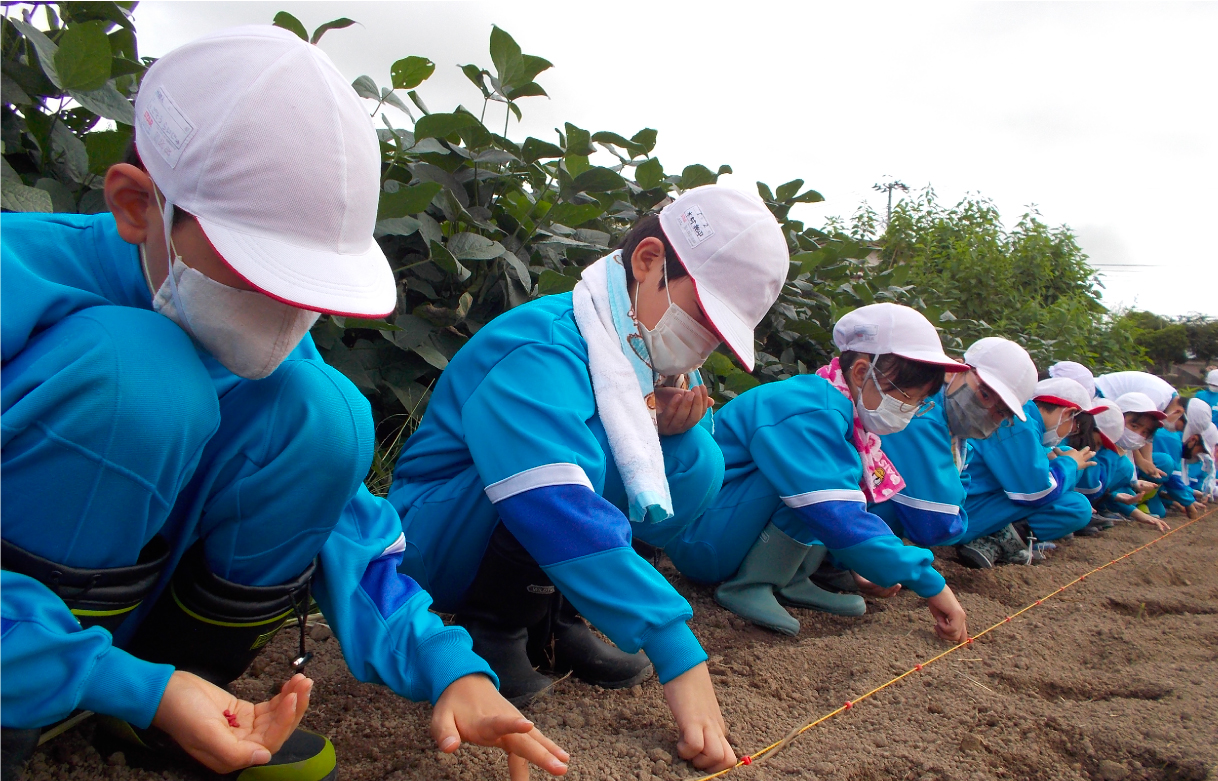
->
xmin=413 ymin=627 xmax=499 ymax=706
xmin=78 ymin=646 xmax=174 ymax=729
xmin=640 ymin=619 xmax=707 ymax=684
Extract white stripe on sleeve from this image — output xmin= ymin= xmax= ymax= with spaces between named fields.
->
xmin=484 ymin=463 xmax=594 ymax=503
xmin=781 ymin=488 xmax=867 ymax=508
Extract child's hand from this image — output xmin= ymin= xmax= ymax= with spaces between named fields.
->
xmin=1055 ymin=446 xmax=1096 ymax=470
xmin=662 ymin=663 xmax=735 ymax=771
xmin=850 ymin=571 xmax=902 ymax=598
xmin=1131 ymin=509 xmax=1170 ymax=532
xmin=152 ymin=671 xmax=311 ymax=773
xmin=1113 ymin=493 xmax=1136 ymax=505
xmin=1135 ymin=480 xmax=1156 ymax=493
xmin=655 ymin=385 xmax=713 ymax=437
xmin=927 ymin=586 xmax=968 ymax=644
xmin=432 ymin=675 xmax=568 ymax=780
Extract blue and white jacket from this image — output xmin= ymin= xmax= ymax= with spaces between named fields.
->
xmin=712 ymin=375 xmax=947 ymax=598
xmin=392 ymin=293 xmax=709 ymax=685
xmin=966 ymin=400 xmax=1083 ymax=508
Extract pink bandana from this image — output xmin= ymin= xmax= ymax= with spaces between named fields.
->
xmin=815 ymin=357 xmax=906 ymax=504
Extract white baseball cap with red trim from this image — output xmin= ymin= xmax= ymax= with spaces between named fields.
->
xmin=832 ymin=303 xmax=967 ymax=374
xmin=1115 ymin=392 xmax=1167 ymax=420
xmin=1048 ymin=361 xmax=1097 ymax=400
xmin=134 ymin=26 xmax=395 ymax=318
xmin=963 ymin=337 xmax=1037 ymax=422
xmin=658 ymin=186 xmax=788 ymax=371
xmin=1091 ymin=399 xmax=1125 ymax=451
xmin=1033 ymin=377 xmax=1096 ymax=412
xmin=1184 ymin=397 xmax=1217 ymax=453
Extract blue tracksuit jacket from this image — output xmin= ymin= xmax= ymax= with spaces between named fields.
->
xmin=387 ymin=293 xmax=721 ymax=685
xmin=961 ymin=400 xmax=1092 ymax=541
xmin=869 ymin=387 xmax=969 ymax=548
xmin=664 ymin=374 xmax=948 ymax=598
xmin=1 ymin=213 xmax=493 ymax=730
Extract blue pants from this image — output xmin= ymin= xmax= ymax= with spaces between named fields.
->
xmin=663 ymin=467 xmax=818 ymax=585
xmin=960 ymin=488 xmax=1092 ymax=543
xmin=387 ymin=422 xmax=723 ymax=613
xmin=1 ymin=306 xmax=370 ymax=642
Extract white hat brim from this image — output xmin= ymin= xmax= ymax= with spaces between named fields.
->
xmin=975 ymin=366 xmax=1028 ymax=421
xmin=198 ymin=217 xmax=397 ymax=318
xmin=894 ymin=348 xmax=969 ymax=372
xmin=696 ymin=284 xmax=755 ymax=372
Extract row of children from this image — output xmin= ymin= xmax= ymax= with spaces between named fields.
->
xmin=2 ymin=25 xmax=1214 ymax=781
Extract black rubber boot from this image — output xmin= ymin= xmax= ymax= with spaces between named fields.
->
xmin=0 ymin=536 xmax=171 ymax=781
xmin=126 ymin=544 xmax=316 ymax=687
xmin=453 ymin=525 xmax=555 ymax=706
xmin=114 ymin=546 xmax=335 ymax=781
xmin=0 ymin=536 xmax=170 ymax=633
xmin=540 ymin=596 xmax=653 ymax=689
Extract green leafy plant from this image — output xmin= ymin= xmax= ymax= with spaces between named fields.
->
xmin=2 ymin=2 xmax=143 ymax=214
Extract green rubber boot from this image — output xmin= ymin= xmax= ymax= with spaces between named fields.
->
xmin=777 ymin=545 xmax=867 ymax=616
xmin=714 ymin=524 xmax=803 ymax=636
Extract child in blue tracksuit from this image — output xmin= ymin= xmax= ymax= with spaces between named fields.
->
xmin=1196 ymin=371 xmax=1218 ymax=427
xmin=1 ymin=27 xmax=567 ymax=781
xmin=663 ymin=303 xmax=971 ymax=641
xmin=389 ymin=186 xmax=790 ymax=773
xmin=958 ymin=378 xmax=1098 ymax=566
xmin=871 ymin=337 xmax=1039 ymax=556
xmin=1148 ymin=398 xmax=1215 ymax=518
xmin=1069 ymin=400 xmax=1169 ymax=533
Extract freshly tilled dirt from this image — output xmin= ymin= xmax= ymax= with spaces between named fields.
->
xmin=24 ymin=511 xmax=1218 ymax=781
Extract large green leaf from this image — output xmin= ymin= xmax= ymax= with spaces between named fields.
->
xmin=51 ymin=122 xmax=89 ymax=182
xmin=351 ymin=75 xmax=379 ymax=100
xmin=635 ymin=158 xmax=664 ymax=190
xmin=538 ymin=269 xmax=578 ymax=295
xmin=546 ymin=202 xmax=604 ymax=227
xmin=572 ymin=166 xmax=626 ymax=193
xmin=679 ymin=164 xmax=718 ymax=190
xmin=563 ymin=122 xmax=594 ymax=156
xmin=1 ymin=159 xmax=52 ymax=212
xmin=446 ymin=232 xmax=506 ymax=261
xmin=376 ymin=182 xmax=442 ymax=220
xmin=390 ymin=56 xmax=435 ymax=90
xmin=84 ymin=127 xmax=130 ymax=174
xmin=414 ymin=111 xmax=480 ymax=140
xmin=272 ymin=11 xmax=308 ymax=41
xmin=310 ymin=17 xmax=357 ymax=44
xmin=489 ymin=25 xmax=525 ymax=89
xmin=69 ymin=82 xmax=134 ymax=124
xmin=775 ymin=179 xmax=804 ymax=202
xmin=11 ymin=19 xmax=65 ymax=89
xmin=429 ymin=240 xmax=470 ymax=281
xmin=630 ymin=128 xmax=658 ymax=154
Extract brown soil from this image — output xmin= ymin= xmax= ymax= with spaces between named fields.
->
xmin=25 ymin=511 xmax=1218 ymax=781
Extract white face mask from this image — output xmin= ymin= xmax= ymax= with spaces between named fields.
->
xmin=1117 ymin=428 xmax=1146 ymax=451
xmin=855 ymin=359 xmax=917 ymax=436
xmin=146 ymin=191 xmax=319 ymax=380
xmin=634 ymin=262 xmax=719 ymax=376
xmin=1041 ymin=427 xmax=1064 ymax=447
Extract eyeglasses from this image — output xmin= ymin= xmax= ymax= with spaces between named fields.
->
xmin=873 ymin=370 xmax=936 ymax=416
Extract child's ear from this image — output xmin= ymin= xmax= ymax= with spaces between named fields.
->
xmin=630 ymin=237 xmax=666 ymax=285
xmin=104 ymin=163 xmax=155 ymax=245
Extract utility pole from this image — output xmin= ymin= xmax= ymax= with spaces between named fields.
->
xmin=872 ymin=178 xmax=910 ymax=223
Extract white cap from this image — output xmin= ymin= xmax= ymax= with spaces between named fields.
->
xmin=1094 ymin=372 xmax=1176 ymax=412
xmin=1207 ymin=369 xmax=1218 ymax=389
xmin=658 ymin=186 xmax=788 ymax=371
xmin=1033 ymin=377 xmax=1096 ymax=412
xmin=1183 ymin=397 xmax=1217 ymax=448
xmin=832 ymin=303 xmax=967 ymax=373
xmin=1091 ymin=399 xmax=1125 ymax=450
xmin=963 ymin=337 xmax=1037 ymax=421
xmin=1048 ymin=361 xmax=1096 ymax=399
xmin=1114 ymin=392 xmax=1167 ymax=420
xmin=1203 ymin=426 xmax=1218 ymax=457
xmin=134 ymin=26 xmax=395 ymax=317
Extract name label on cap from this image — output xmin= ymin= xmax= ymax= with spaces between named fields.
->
xmin=853 ymin=324 xmax=878 ymax=342
xmin=142 ymin=86 xmax=196 ymax=169
xmin=675 ymin=205 xmax=715 ymax=249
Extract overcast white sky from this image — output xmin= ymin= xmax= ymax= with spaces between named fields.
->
xmin=133 ymin=1 xmax=1216 ymax=317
